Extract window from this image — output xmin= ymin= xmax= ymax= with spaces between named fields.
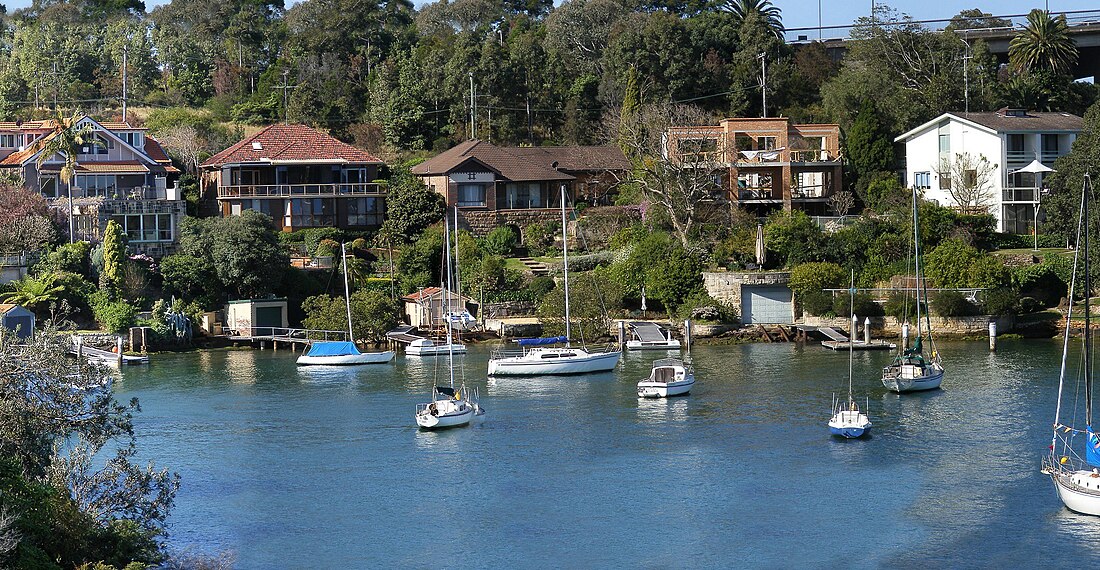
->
xmin=119 ymin=132 xmax=143 ymax=148
xmin=290 ymin=198 xmax=334 ymax=227
xmin=84 ymin=134 xmax=114 ymax=155
xmin=111 ymin=213 xmax=173 ymax=242
xmin=347 ymin=197 xmax=383 ymax=226
xmin=794 ymin=172 xmax=825 ymax=198
xmin=1002 ymin=204 xmax=1035 ymax=234
xmin=737 ymin=173 xmax=773 ymax=199
xmin=40 ymin=176 xmax=59 ymax=198
xmin=939 ymin=172 xmax=951 ymax=190
xmin=1007 ymin=134 xmax=1025 ymax=152
xmin=759 ymin=136 xmax=777 ymax=151
xmin=457 ymin=184 xmax=486 ymax=207
xmin=678 ymin=138 xmax=718 ymax=162
xmin=75 ymin=174 xmax=118 ymax=198
xmin=1007 ymin=171 xmax=1036 ymax=188
xmin=963 ymin=169 xmax=977 ymax=188
xmin=0 ymin=134 xmax=14 ymax=147
xmin=504 ymin=183 xmax=543 ymax=209
xmin=938 ymin=134 xmax=950 ymax=154
xmin=241 ymin=199 xmax=281 ymax=221
xmin=1042 ymin=134 xmax=1060 ymax=153
xmin=914 ymin=172 xmax=931 ymax=189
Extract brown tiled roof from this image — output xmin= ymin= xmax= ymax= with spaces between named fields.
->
xmin=201 ymin=124 xmax=382 ymax=167
xmin=0 ymin=303 xmax=28 ymax=315
xmin=959 ymin=109 xmax=1084 ymax=132
xmin=0 ymin=136 xmax=49 ymax=166
xmin=73 ymin=161 xmax=150 ymax=173
xmin=412 ymin=140 xmax=633 ymax=182
xmin=403 ymin=287 xmax=443 ymax=302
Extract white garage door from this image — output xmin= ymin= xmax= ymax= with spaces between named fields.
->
xmin=742 ymin=286 xmax=793 ymax=324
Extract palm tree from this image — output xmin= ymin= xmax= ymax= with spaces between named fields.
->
xmin=34 ymin=110 xmax=101 ymax=244
xmin=722 ymin=0 xmax=784 ymax=33
xmin=0 ymin=274 xmax=64 ymax=313
xmin=1009 ymin=9 xmax=1078 ymax=76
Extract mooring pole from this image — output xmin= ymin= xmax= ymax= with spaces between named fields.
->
xmin=989 ymin=320 xmax=997 ymax=352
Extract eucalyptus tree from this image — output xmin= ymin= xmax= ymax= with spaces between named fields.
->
xmin=1009 ymin=9 xmax=1078 ymax=76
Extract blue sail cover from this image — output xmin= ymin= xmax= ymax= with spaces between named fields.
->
xmin=306 ymin=341 xmax=361 ymax=357
xmin=1087 ymin=426 xmax=1100 ymax=467
xmin=516 ymin=336 xmax=568 ymax=346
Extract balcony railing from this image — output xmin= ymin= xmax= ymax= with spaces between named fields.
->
xmin=62 ymin=185 xmax=180 ymax=201
xmin=1006 ymin=150 xmax=1030 ymax=163
xmin=1003 ymin=187 xmax=1039 ymax=202
xmin=218 ymin=183 xmax=384 ymax=199
xmin=738 ymin=189 xmax=780 ymax=201
xmin=791 ymin=150 xmax=839 ymax=163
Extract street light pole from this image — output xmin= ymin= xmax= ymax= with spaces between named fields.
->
xmin=759 ymin=53 xmax=767 ymax=118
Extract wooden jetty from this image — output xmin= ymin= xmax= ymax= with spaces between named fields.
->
xmin=797 ymin=325 xmax=896 ymax=351
xmin=223 ymin=327 xmax=350 ymax=351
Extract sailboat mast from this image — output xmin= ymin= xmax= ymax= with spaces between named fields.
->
xmin=453 ymin=207 xmax=463 ymax=309
xmin=560 ymin=183 xmax=572 ymax=347
xmin=443 ymin=215 xmax=453 ymax=346
xmin=911 ymin=187 xmax=923 ymax=338
xmin=1086 ymin=173 xmax=1093 ymax=427
xmin=1055 ymin=175 xmax=1089 ymax=430
xmin=849 ymin=272 xmax=855 ymax=402
xmin=342 ymin=243 xmax=354 ymax=341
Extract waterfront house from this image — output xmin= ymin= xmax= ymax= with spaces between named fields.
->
xmin=665 ymin=117 xmax=844 ymax=216
xmin=894 ymin=108 xmax=1083 ymax=233
xmin=402 ymin=287 xmax=477 ymax=331
xmin=0 ymin=117 xmax=184 ymax=257
xmin=411 ymin=140 xmax=630 ymax=235
xmin=0 ymin=304 xmax=35 ymax=339
xmin=200 ymin=125 xmax=386 ymax=232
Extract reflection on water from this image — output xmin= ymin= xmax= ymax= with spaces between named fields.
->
xmin=115 ymin=340 xmax=1100 ymax=568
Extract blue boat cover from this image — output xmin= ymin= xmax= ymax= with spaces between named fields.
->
xmin=516 ymin=336 xmax=568 ymax=346
xmin=1087 ymin=426 xmax=1100 ymax=467
xmin=306 ymin=341 xmax=361 ymax=357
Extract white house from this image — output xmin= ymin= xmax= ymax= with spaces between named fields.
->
xmin=895 ymin=108 xmax=1083 ymax=233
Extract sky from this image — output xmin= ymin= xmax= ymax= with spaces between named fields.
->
xmin=1 ymin=0 xmax=1096 ymax=39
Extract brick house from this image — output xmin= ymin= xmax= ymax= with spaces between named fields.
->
xmin=411 ymin=140 xmax=630 ymax=235
xmin=0 ymin=116 xmax=184 ymax=257
xmin=200 ymin=125 xmax=386 ymax=231
xmin=665 ymin=118 xmax=844 ymax=216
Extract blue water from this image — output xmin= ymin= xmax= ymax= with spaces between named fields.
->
xmin=116 ymin=340 xmax=1100 ymax=568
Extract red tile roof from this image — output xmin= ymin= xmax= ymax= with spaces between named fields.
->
xmin=201 ymin=124 xmax=382 ymax=167
xmin=402 ymin=287 xmax=444 ymax=302
xmin=411 ymin=140 xmax=629 ymax=181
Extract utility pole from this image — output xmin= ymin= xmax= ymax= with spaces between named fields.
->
xmin=52 ymin=61 xmax=58 ymax=110
xmin=962 ymin=35 xmax=971 ymax=116
xmin=759 ymin=53 xmax=767 ymax=118
xmin=469 ymin=72 xmax=475 ymax=140
xmin=122 ymin=43 xmax=129 ymax=123
xmin=276 ymin=70 xmax=296 ymax=125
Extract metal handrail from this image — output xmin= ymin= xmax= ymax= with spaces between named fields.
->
xmin=218 ymin=183 xmax=384 ymax=198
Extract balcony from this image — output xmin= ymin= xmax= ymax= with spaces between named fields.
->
xmin=790 ymin=149 xmax=840 ymax=163
xmin=1003 ymin=187 xmax=1039 ymax=202
xmin=1006 ymin=150 xmax=1030 ymax=163
xmin=218 ymin=183 xmax=383 ymax=199
xmin=61 ymin=185 xmax=181 ymax=201
xmin=738 ymin=189 xmax=781 ymax=201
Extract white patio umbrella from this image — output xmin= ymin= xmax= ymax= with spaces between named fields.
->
xmin=755 ymin=223 xmax=766 ymax=266
xmin=1010 ymin=160 xmax=1056 ymax=250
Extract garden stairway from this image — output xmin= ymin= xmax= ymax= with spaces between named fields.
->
xmin=518 ymin=257 xmax=549 ymax=276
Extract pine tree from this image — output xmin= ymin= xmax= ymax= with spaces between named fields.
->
xmin=846 ymin=99 xmax=895 ymax=184
xmin=618 ymin=66 xmax=641 ymax=163
xmin=101 ymin=219 xmax=125 ymax=301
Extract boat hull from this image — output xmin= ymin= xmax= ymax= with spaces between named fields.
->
xmin=829 ymin=425 xmax=869 ymax=438
xmin=637 ymin=377 xmax=695 ymax=398
xmin=405 ymin=343 xmax=468 ymax=356
xmin=1051 ymin=471 xmax=1100 ymax=516
xmin=882 ymin=365 xmax=944 ymax=393
xmin=487 ymin=350 xmax=621 ymax=376
xmin=296 ymin=351 xmax=395 ymax=366
xmin=415 ymin=403 xmax=474 ymax=429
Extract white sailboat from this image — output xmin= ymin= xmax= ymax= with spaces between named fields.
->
xmin=406 ymin=209 xmax=469 ymax=356
xmin=297 ymin=243 xmax=395 ymax=365
xmin=829 ymin=276 xmax=871 ymax=438
xmin=1043 ymin=172 xmax=1100 ymax=515
xmin=881 ymin=186 xmax=944 ymax=392
xmin=486 ymin=185 xmax=621 ymax=376
xmin=415 ymin=215 xmax=482 ymax=429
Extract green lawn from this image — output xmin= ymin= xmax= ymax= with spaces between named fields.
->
xmin=992 ymin=247 xmax=1070 ymax=257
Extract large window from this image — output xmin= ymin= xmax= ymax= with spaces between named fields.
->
xmin=75 ymin=174 xmax=118 ymax=198
xmin=1002 ymin=204 xmax=1035 ymax=234
xmin=290 ymin=198 xmax=334 ymax=228
xmin=914 ymin=172 xmax=931 ymax=189
xmin=938 ymin=133 xmax=950 ymax=154
xmin=794 ymin=172 xmax=825 ymax=198
xmin=457 ymin=184 xmax=486 ymax=207
xmin=1042 ymin=134 xmax=1060 ymax=154
xmin=0 ymin=134 xmax=15 ymax=147
xmin=119 ymin=132 xmax=143 ymax=148
xmin=347 ymin=197 xmax=383 ymax=226
xmin=112 ymin=213 xmax=173 ymax=242
xmin=504 ymin=183 xmax=543 ymax=209
xmin=737 ymin=173 xmax=774 ymax=199
xmin=1007 ymin=134 xmax=1025 ymax=152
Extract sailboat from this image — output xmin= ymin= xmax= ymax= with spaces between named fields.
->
xmin=1043 ymin=172 xmax=1100 ymax=516
xmin=881 ymin=186 xmax=945 ymax=392
xmin=415 ymin=213 xmax=482 ymax=429
xmin=297 ymin=243 xmax=395 ymax=365
xmin=486 ymin=185 xmax=622 ymax=376
xmin=829 ymin=275 xmax=872 ymax=438
xmin=406 ymin=209 xmax=470 ymax=356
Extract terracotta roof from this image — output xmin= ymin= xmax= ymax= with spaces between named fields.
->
xmin=0 ymin=136 xmax=49 ymax=166
xmin=403 ymin=287 xmax=444 ymax=302
xmin=201 ymin=124 xmax=382 ymax=167
xmin=411 ymin=140 xmax=577 ymax=182
xmin=74 ymin=161 xmax=150 ymax=173
xmin=958 ymin=109 xmax=1084 ymax=132
xmin=0 ymin=303 xmax=28 ymax=315
xmin=142 ymin=136 xmax=180 ymax=172
xmin=0 ymin=120 xmax=53 ymax=131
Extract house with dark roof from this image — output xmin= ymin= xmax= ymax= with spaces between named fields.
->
xmin=200 ymin=124 xmax=386 ymax=232
xmin=410 ymin=140 xmax=630 ymax=234
xmin=895 ymin=108 xmax=1084 ymax=233
xmin=0 ymin=116 xmax=184 ymax=257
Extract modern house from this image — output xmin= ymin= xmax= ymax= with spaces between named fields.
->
xmin=411 ymin=140 xmax=630 ymax=234
xmin=0 ymin=117 xmax=183 ymax=257
xmin=665 ymin=117 xmax=844 ymax=216
xmin=894 ymin=108 xmax=1083 ymax=233
xmin=200 ymin=124 xmax=386 ymax=232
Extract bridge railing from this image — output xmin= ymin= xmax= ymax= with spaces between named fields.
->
xmin=225 ymin=326 xmax=350 ymax=342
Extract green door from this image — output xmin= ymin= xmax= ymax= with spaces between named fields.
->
xmin=255 ymin=306 xmax=284 ymax=335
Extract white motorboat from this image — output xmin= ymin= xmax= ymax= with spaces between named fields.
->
xmin=298 ymin=243 xmax=394 ymax=366
xmin=626 ymin=322 xmax=681 ymax=350
xmin=882 ymin=186 xmax=945 ymax=393
xmin=637 ymin=358 xmax=694 ymax=398
xmin=415 ymin=385 xmax=480 ymax=429
xmin=1042 ymin=172 xmax=1100 ymax=516
xmin=486 ymin=185 xmax=621 ymax=376
xmin=405 ymin=338 xmax=468 ymax=356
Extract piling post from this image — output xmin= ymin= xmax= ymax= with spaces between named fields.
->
xmin=902 ymin=323 xmax=910 ymax=349
xmin=116 ymin=337 xmax=123 ymax=367
xmin=76 ymin=336 xmax=82 ymax=359
xmin=864 ymin=317 xmax=871 ymax=344
xmin=989 ymin=320 xmax=997 ymax=352
xmin=618 ymin=320 xmax=626 ymax=349
xmin=683 ymin=319 xmax=693 ymax=346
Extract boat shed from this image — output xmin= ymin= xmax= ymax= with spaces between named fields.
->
xmin=0 ymin=303 xmax=35 ymax=339
xmin=224 ymin=298 xmax=289 ymax=337
xmin=402 ymin=287 xmax=477 ymax=330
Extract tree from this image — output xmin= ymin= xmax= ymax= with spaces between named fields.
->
xmin=35 ymin=111 xmax=101 ymax=244
xmin=381 ymin=167 xmax=445 ymax=243
xmin=936 ymin=152 xmax=998 ymax=215
xmin=1044 ymin=100 xmax=1100 ymax=246
xmin=946 ymin=9 xmax=1011 ymax=31
xmin=846 ymin=99 xmax=895 ymax=183
xmin=1009 ymin=9 xmax=1078 ymax=76
xmin=160 ymin=254 xmax=223 ymax=309
xmin=0 ymin=274 xmax=64 ymax=313
xmin=764 ymin=210 xmax=826 ymax=268
xmin=721 ymin=0 xmax=784 ymax=32
xmin=301 ymin=290 xmax=401 ymax=343
xmin=177 ymin=212 xmax=288 ymax=299
xmin=100 ymin=219 xmax=124 ymax=301
xmin=536 ymin=270 xmax=623 ymax=343
xmin=828 ymin=190 xmax=855 ymax=216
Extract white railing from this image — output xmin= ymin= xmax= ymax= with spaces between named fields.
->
xmin=218 ymin=183 xmax=383 ymax=198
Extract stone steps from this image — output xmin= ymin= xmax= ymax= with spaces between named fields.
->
xmin=518 ymin=257 xmax=549 ymax=276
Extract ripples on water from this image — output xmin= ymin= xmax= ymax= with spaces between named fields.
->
xmin=116 ymin=340 xmax=1100 ymax=568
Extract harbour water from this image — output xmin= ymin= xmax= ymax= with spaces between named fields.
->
xmin=117 ymin=340 xmax=1100 ymax=567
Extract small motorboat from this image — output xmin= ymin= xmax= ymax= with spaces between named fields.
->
xmin=405 ymin=338 xmax=468 ymax=356
xmin=637 ymin=358 xmax=695 ymax=398
xmin=415 ymin=385 xmax=481 ymax=429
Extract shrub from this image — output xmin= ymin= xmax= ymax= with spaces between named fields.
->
xmin=527 ymin=276 xmax=556 ymax=299
xmin=316 ymin=239 xmax=339 ymax=258
xmin=482 ymin=226 xmax=518 ymax=256
xmin=884 ymin=292 xmax=924 ymax=321
xmin=35 ymin=241 xmax=92 ymax=277
xmin=1016 ymin=296 xmax=1042 ymax=314
xmin=832 ymin=292 xmax=884 ymax=317
xmin=981 ymin=286 xmax=1020 ymax=315
xmin=90 ymin=291 xmax=138 ymax=333
xmin=931 ymin=290 xmax=978 ymax=317
xmin=789 ymin=262 xmax=846 ymax=299
xmin=523 ymin=222 xmax=557 ymax=256
xmin=799 ymin=290 xmax=835 ymax=317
